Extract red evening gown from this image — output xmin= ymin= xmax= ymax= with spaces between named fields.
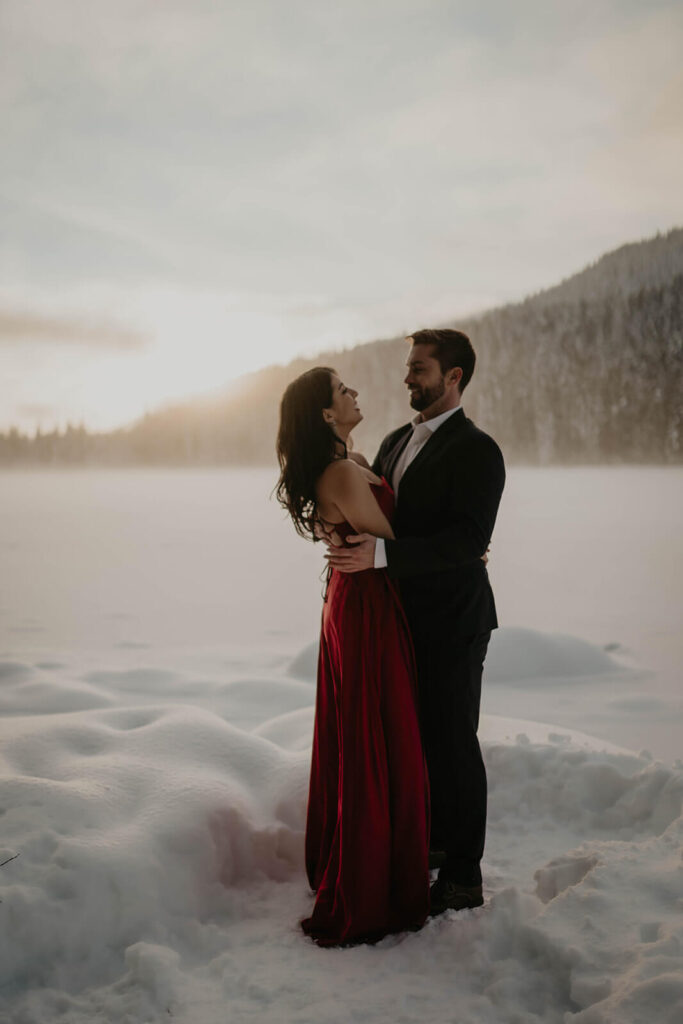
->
xmin=301 ymin=477 xmax=430 ymax=946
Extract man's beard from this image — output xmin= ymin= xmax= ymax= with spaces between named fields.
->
xmin=409 ymin=378 xmax=446 ymax=412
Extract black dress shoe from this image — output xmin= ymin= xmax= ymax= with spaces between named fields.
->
xmin=429 ymin=878 xmax=484 ymax=915
xmin=428 ymin=849 xmax=447 ymax=870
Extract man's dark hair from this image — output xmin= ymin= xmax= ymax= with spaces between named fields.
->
xmin=409 ymin=328 xmax=476 ymax=391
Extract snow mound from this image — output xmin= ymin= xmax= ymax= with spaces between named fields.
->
xmin=287 ymin=641 xmax=319 ymax=681
xmin=485 ymin=627 xmax=628 ymax=683
xmin=288 ymin=628 xmax=629 ymax=688
xmin=253 ymin=706 xmax=316 ymax=751
xmin=210 ymin=677 xmax=316 ymax=729
xmin=0 ymin=702 xmax=308 ymax=1004
xmin=0 ymin=643 xmax=680 ymax=1024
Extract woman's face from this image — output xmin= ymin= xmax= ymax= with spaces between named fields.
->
xmin=324 ymin=374 xmax=362 ymax=432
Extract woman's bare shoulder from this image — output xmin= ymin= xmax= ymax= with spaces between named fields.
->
xmin=318 ymin=458 xmax=360 ymax=491
xmin=318 ymin=459 xmax=382 ymax=501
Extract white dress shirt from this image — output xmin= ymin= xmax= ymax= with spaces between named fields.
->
xmin=374 ymin=405 xmax=461 ymax=569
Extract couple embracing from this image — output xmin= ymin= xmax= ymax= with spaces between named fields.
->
xmin=276 ymin=328 xmax=505 ymax=946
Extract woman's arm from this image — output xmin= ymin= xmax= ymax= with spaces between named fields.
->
xmin=325 ymin=440 xmax=500 ymax=574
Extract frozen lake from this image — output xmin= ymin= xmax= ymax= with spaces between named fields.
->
xmin=1 ymin=465 xmax=682 ymax=1024
xmin=1 ymin=466 xmax=681 ymax=761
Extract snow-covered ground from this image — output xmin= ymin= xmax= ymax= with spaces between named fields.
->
xmin=1 ymin=467 xmax=681 ymax=1024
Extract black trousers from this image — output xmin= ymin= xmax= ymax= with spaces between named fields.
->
xmin=410 ymin=623 xmax=491 ymax=888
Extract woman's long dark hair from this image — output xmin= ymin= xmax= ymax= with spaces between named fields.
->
xmin=276 ymin=366 xmax=346 ymax=540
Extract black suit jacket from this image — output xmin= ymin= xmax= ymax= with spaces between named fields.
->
xmin=371 ymin=408 xmax=505 ymax=641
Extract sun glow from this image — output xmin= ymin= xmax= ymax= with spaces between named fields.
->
xmin=1 ymin=285 xmax=369 ymax=433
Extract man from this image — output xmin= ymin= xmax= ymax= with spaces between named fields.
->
xmin=326 ymin=328 xmax=505 ymax=914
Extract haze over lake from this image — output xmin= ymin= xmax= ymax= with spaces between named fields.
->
xmin=2 ymin=465 xmax=680 ymax=762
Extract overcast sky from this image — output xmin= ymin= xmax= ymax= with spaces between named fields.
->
xmin=1 ymin=0 xmax=681 ymax=431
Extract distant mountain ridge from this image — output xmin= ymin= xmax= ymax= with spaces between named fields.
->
xmin=530 ymin=228 xmax=683 ymax=306
xmin=2 ymin=227 xmax=681 ymax=465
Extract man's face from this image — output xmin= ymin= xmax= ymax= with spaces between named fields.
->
xmin=404 ymin=343 xmax=447 ymax=412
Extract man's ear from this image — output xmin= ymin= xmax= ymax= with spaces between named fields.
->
xmin=448 ymin=366 xmax=463 ymax=389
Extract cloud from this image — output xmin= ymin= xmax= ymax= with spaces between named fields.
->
xmin=15 ymin=402 xmax=59 ymax=421
xmin=0 ymin=0 xmax=680 ymax=405
xmin=0 ymin=309 xmax=148 ymax=350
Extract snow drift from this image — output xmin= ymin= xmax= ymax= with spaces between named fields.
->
xmin=0 ymin=629 xmax=681 ymax=1024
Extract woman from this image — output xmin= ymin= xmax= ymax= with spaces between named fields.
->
xmin=276 ymin=366 xmax=430 ymax=946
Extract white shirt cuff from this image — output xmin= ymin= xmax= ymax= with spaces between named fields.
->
xmin=374 ymin=537 xmax=388 ymax=569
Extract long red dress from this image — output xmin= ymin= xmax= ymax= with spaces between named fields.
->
xmin=301 ymin=477 xmax=430 ymax=946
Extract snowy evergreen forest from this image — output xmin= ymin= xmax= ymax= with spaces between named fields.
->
xmin=2 ymin=228 xmax=681 ymax=466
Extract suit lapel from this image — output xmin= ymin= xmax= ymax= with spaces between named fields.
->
xmin=398 ymin=408 xmax=467 ymax=493
xmin=383 ymin=424 xmax=413 ymax=483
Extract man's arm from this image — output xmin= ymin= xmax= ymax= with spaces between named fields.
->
xmin=385 ymin=437 xmax=505 ymax=578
